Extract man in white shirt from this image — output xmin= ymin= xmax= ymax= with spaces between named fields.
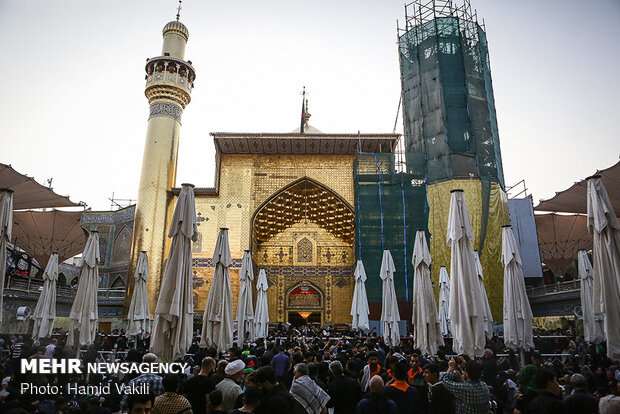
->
xmin=45 ymin=339 xmax=57 ymax=359
xmin=215 ymin=359 xmax=244 ymax=412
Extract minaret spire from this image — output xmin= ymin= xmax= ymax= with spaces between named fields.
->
xmin=176 ymin=0 xmax=182 ymax=21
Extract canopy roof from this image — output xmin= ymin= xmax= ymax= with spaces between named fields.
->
xmin=211 ymin=132 xmax=400 ymax=155
xmin=12 ymin=210 xmax=86 ymax=267
xmin=535 ymin=213 xmax=592 ymax=276
xmin=536 ymin=160 xmax=620 ymax=214
xmin=1 ymin=163 xmax=79 ymax=210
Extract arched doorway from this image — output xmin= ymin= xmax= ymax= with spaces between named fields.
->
xmin=286 ymin=281 xmax=323 ymax=327
xmin=251 ymin=177 xmax=356 ymax=326
xmin=252 ymin=177 xmax=355 ymax=246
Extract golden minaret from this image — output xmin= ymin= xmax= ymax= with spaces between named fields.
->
xmin=127 ymin=9 xmax=195 ymax=315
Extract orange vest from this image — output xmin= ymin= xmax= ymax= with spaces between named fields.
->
xmin=408 ymin=367 xmax=422 ymax=384
xmin=390 ymin=380 xmax=410 ymax=392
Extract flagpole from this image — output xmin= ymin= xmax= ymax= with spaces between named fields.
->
xmin=300 ymin=86 xmax=306 ymax=134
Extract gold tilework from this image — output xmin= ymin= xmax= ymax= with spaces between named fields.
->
xmin=127 ymin=116 xmax=181 ymax=317
xmin=192 ymin=266 xmax=242 ymax=315
xmin=154 ymin=152 xmax=356 ymax=324
xmin=256 ymin=222 xmax=353 ymax=268
xmin=253 ymin=179 xmax=354 ymax=243
xmin=427 ymin=179 xmax=510 ymax=320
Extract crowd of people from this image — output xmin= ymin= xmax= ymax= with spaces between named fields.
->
xmin=0 ymin=327 xmax=619 ymax=414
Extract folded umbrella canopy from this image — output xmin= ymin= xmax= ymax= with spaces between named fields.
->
xmin=254 ymin=268 xmax=270 ymax=339
xmin=438 ymin=266 xmax=451 ymax=337
xmin=151 ymin=184 xmax=198 ymax=361
xmin=236 ymin=250 xmax=255 ymax=344
xmin=351 ymin=259 xmax=370 ymax=332
xmin=201 ymin=228 xmax=234 ymax=351
xmin=474 ymin=250 xmax=494 ymax=339
xmin=411 ymin=230 xmax=444 ymax=356
xmin=68 ymin=231 xmax=100 ymax=349
xmin=380 ymin=250 xmax=400 ymax=348
xmin=578 ymin=250 xmax=605 ymax=344
xmin=0 ymin=189 xmax=12 ymax=324
xmin=32 ymin=252 xmax=58 ymax=340
xmin=447 ymin=190 xmax=486 ymax=358
xmin=501 ymin=226 xmax=534 ymax=351
xmin=587 ymin=176 xmax=620 ymax=359
xmin=127 ymin=251 xmax=151 ymax=338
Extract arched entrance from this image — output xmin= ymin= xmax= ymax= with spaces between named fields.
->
xmin=252 ymin=177 xmax=355 ymax=246
xmin=286 ymin=281 xmax=323 ymax=327
xmin=251 ymin=177 xmax=356 ymax=326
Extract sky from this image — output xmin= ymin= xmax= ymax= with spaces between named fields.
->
xmin=0 ymin=0 xmax=618 ymax=211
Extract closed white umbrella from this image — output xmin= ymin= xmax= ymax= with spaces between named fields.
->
xmin=578 ymin=250 xmax=605 ymax=344
xmin=32 ymin=252 xmax=58 ymax=340
xmin=474 ymin=251 xmax=494 ymax=339
xmin=351 ymin=259 xmax=370 ymax=332
xmin=438 ymin=266 xmax=451 ymax=336
xmin=68 ymin=231 xmax=100 ymax=349
xmin=201 ymin=228 xmax=234 ymax=351
xmin=127 ymin=251 xmax=151 ymax=338
xmin=151 ymin=184 xmax=198 ymax=361
xmin=0 ymin=189 xmax=13 ymax=324
xmin=411 ymin=230 xmax=444 ymax=356
xmin=501 ymin=225 xmax=534 ymax=351
xmin=254 ymin=268 xmax=270 ymax=339
xmin=380 ymin=250 xmax=400 ymax=347
xmin=236 ymin=250 xmax=255 ymax=344
xmin=586 ymin=176 xmax=620 ymax=359
xmin=447 ymin=189 xmax=486 ymax=358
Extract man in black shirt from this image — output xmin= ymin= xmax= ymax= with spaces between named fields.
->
xmin=327 ymin=360 xmax=362 ymax=414
xmin=529 ymin=368 xmax=564 ymax=414
xmin=253 ymin=366 xmax=298 ymax=414
xmin=423 ymin=363 xmax=454 ymax=414
xmin=563 ymin=374 xmax=599 ymax=414
xmin=184 ymin=357 xmax=216 ymax=414
xmin=481 ymin=349 xmax=498 ymax=390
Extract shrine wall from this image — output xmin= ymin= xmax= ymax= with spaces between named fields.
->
xmin=161 ymin=153 xmax=356 ymax=324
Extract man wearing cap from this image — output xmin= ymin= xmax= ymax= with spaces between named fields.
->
xmin=215 ymin=359 xmax=244 ymax=412
xmin=563 ymin=373 xmax=598 ymax=414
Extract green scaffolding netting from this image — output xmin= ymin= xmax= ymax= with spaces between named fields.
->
xmin=354 ymin=153 xmax=428 ymax=303
xmin=399 ymin=16 xmax=505 ymax=188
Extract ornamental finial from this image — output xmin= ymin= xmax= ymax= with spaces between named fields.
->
xmin=304 ymin=98 xmax=311 ymax=127
xmin=176 ymin=0 xmax=182 ymax=21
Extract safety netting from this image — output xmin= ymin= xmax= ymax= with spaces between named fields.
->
xmin=398 ymin=14 xmax=505 ymax=188
xmin=354 ymin=152 xmax=509 ymax=319
xmin=354 ymin=152 xmax=428 ymax=303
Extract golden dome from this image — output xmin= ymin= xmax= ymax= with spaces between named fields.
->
xmin=162 ymin=20 xmax=189 ymax=41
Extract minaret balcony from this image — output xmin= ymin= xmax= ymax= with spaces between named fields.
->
xmin=144 ymin=56 xmax=195 ymax=107
xmin=146 ymin=71 xmax=192 ymax=95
